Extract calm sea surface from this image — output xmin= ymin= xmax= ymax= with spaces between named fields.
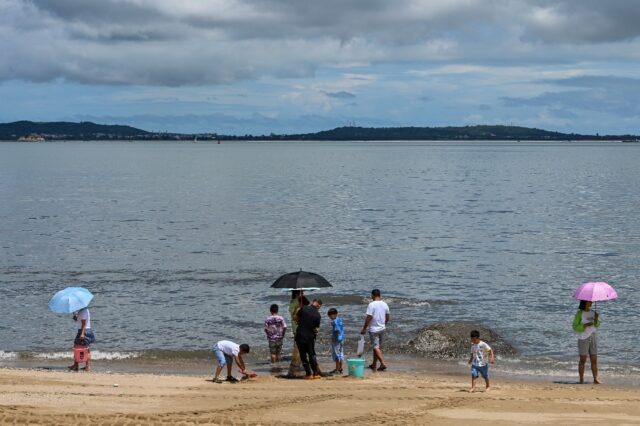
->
xmin=1 ymin=141 xmax=639 ymax=379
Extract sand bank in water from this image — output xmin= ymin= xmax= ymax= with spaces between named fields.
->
xmin=1 ymin=367 xmax=639 ymax=425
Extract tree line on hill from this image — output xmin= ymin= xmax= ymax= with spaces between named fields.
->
xmin=0 ymin=120 xmax=637 ymax=141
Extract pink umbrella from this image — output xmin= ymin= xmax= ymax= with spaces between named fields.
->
xmin=574 ymin=282 xmax=618 ymax=302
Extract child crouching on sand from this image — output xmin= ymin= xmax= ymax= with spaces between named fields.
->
xmin=212 ymin=340 xmax=251 ymax=383
xmin=468 ymin=330 xmax=495 ymax=392
xmin=327 ymin=308 xmax=345 ymax=374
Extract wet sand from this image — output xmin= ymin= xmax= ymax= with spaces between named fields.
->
xmin=1 ymin=367 xmax=639 ymax=425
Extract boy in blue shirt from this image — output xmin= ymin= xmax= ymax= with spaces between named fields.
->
xmin=327 ymin=308 xmax=345 ymax=374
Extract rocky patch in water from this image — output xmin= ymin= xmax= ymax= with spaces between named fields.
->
xmin=407 ymin=322 xmax=517 ymax=359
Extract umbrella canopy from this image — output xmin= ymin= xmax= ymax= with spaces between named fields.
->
xmin=271 ymin=270 xmax=332 ymax=291
xmin=574 ymin=281 xmax=618 ymax=302
xmin=49 ymin=287 xmax=94 ymax=314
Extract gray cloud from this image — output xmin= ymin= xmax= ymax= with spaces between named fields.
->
xmin=1 ymin=1 xmax=640 ymax=86
xmin=523 ymin=0 xmax=640 ymax=43
xmin=31 ymin=0 xmax=164 ymax=24
xmin=502 ymin=75 xmax=640 ymax=118
xmin=322 ymin=91 xmax=356 ymax=99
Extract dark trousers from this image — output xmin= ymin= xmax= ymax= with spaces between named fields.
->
xmin=296 ymin=338 xmax=319 ymax=376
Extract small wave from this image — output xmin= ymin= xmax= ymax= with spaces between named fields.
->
xmin=0 ymin=351 xmax=17 ymax=360
xmin=385 ymin=296 xmax=454 ymax=307
xmin=259 ymin=293 xmax=452 ymax=308
xmin=137 ymin=350 xmax=211 ymax=361
xmin=20 ymin=351 xmax=143 ymax=361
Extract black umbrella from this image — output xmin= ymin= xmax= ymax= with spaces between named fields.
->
xmin=270 ymin=270 xmax=332 ymax=291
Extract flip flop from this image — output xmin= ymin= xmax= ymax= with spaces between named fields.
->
xmin=377 ymin=365 xmax=387 ymax=371
xmin=368 ymin=364 xmax=377 ymax=371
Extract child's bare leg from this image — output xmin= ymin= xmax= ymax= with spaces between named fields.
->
xmin=213 ymin=365 xmax=222 ymax=379
xmin=578 ymin=355 xmax=587 ymax=384
xmin=484 ymin=378 xmax=490 ymax=391
xmin=270 ymin=354 xmax=277 ymax=363
xmin=470 ymin=377 xmax=477 ymax=392
xmin=590 ymin=354 xmax=601 ymax=384
xmin=226 ymin=363 xmax=233 ymax=378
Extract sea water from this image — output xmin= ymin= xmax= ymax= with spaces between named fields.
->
xmin=0 ymin=140 xmax=638 ymax=383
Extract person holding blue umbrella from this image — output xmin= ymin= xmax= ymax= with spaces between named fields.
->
xmin=49 ymin=287 xmax=96 ymax=371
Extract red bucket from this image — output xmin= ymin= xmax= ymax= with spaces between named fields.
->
xmin=73 ymin=346 xmax=89 ymax=363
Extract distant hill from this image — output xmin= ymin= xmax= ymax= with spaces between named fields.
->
xmin=0 ymin=121 xmax=149 ymax=140
xmin=280 ymin=125 xmax=623 ymax=141
xmin=1 ymin=121 xmax=637 ymax=141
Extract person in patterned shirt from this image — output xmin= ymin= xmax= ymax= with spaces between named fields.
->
xmin=264 ymin=304 xmax=287 ymax=363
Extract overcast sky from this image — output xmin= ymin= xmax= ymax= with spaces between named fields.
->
xmin=1 ymin=0 xmax=639 ymax=134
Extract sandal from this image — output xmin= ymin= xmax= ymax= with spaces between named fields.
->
xmin=213 ymin=378 xmax=223 ymax=384
xmin=368 ymin=364 xmax=377 ymax=371
xmin=226 ymin=376 xmax=239 ymax=383
xmin=377 ymin=365 xmax=387 ymax=371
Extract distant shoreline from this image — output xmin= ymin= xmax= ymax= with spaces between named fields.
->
xmin=1 ymin=138 xmax=637 ymax=143
xmin=1 ymin=121 xmax=638 ymax=142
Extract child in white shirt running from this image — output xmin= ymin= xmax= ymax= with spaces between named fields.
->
xmin=468 ymin=330 xmax=495 ymax=392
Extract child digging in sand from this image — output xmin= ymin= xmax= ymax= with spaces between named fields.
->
xmin=468 ymin=330 xmax=495 ymax=392
xmin=327 ymin=308 xmax=345 ymax=374
xmin=212 ymin=340 xmax=251 ymax=383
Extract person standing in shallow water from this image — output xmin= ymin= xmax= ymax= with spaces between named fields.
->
xmin=287 ymin=290 xmax=304 ymax=377
xmin=264 ymin=304 xmax=287 ymax=363
xmin=573 ymin=300 xmax=602 ymax=384
xmin=360 ymin=289 xmax=390 ymax=371
xmin=295 ymin=298 xmax=322 ymax=379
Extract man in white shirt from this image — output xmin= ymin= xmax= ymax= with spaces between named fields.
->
xmin=360 ymin=289 xmax=390 ymax=371
xmin=212 ymin=340 xmax=251 ymax=383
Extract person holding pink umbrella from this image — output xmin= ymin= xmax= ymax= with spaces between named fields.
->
xmin=572 ymin=281 xmax=618 ymax=384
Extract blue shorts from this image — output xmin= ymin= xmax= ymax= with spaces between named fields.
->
xmin=213 ymin=346 xmax=233 ymax=368
xmin=74 ymin=329 xmax=95 ymax=347
xmin=471 ymin=364 xmax=489 ymax=379
xmin=331 ymin=341 xmax=344 ymax=362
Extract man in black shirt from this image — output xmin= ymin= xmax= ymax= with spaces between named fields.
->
xmin=295 ymin=299 xmax=323 ymax=379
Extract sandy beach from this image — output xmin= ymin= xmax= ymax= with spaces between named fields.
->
xmin=1 ymin=368 xmax=639 ymax=425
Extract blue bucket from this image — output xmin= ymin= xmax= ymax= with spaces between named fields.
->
xmin=347 ymin=358 xmax=365 ymax=378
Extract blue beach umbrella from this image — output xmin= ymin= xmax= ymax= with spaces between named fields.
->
xmin=48 ymin=287 xmax=94 ymax=314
